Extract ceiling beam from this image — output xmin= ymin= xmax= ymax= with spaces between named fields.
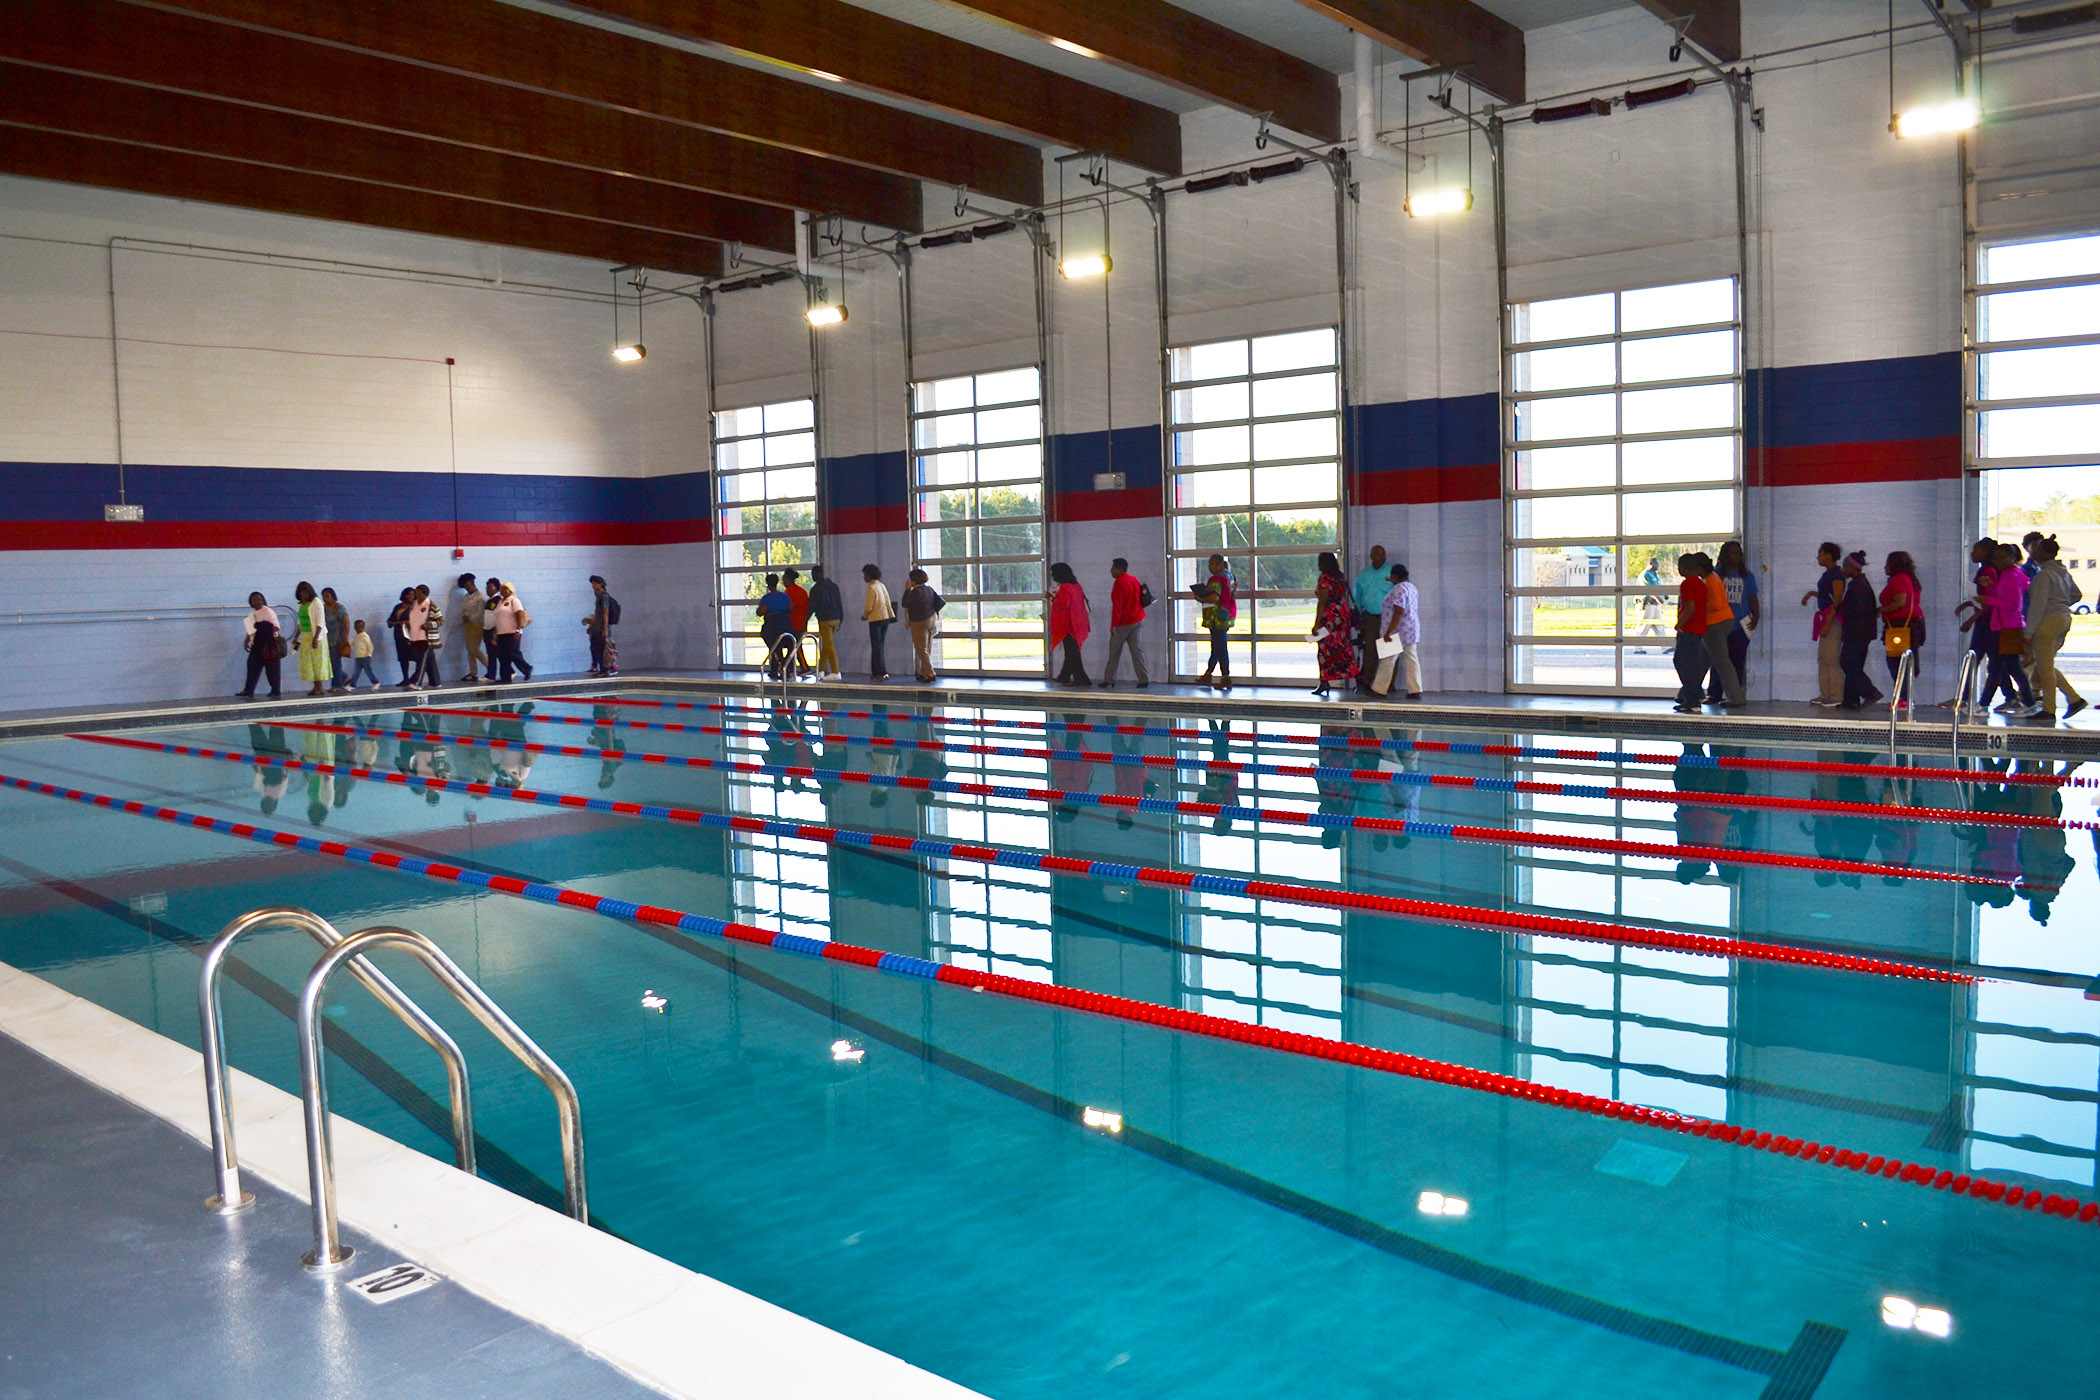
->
xmin=0 ymin=0 xmax=925 ymax=230
xmin=0 ymin=127 xmax=724 ymax=275
xmin=933 ymin=0 xmax=1339 ymax=143
xmin=0 ymin=63 xmax=795 ymax=253
xmin=568 ymin=0 xmax=1183 ymax=177
xmin=133 ymin=0 xmax=1043 ymax=207
xmin=1632 ymin=1 xmax=1742 ymax=65
xmin=1291 ymin=0 xmax=1526 ymax=106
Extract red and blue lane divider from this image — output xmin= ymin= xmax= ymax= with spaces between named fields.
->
xmin=548 ymin=694 xmax=2097 ymax=789
xmin=240 ymin=720 xmax=2015 ymax=890
xmin=410 ymin=707 xmax=2100 ymax=835
xmin=70 ymin=731 xmax=1980 ymax=985
xmin=2 ymin=766 xmax=2091 ymax=1228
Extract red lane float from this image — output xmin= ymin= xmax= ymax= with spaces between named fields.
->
xmin=1 ymin=767 xmax=2088 ymax=1228
xmin=74 ymin=731 xmax=1976 ymax=986
xmin=554 ymin=693 xmax=2098 ymax=789
xmin=411 ymin=706 xmax=2100 ymax=835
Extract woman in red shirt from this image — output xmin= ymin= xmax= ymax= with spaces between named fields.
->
xmin=1047 ymin=562 xmax=1092 ymax=686
xmin=1879 ymin=551 xmax=1925 ymax=695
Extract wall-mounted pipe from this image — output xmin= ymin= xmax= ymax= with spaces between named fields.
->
xmin=1354 ymin=33 xmax=1427 ymax=173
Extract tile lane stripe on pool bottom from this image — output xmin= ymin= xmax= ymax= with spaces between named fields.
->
xmin=407 ymin=708 xmax=2100 ymax=833
xmin=76 ymin=732 xmax=1980 ymax=986
xmin=552 ymin=695 xmax=2098 ymax=789
xmin=5 ymin=770 xmax=2095 ymax=1232
xmin=249 ymin=719 xmax=2025 ymax=896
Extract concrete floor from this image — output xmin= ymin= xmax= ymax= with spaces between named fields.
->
xmin=0 ymin=1029 xmax=661 ymax=1400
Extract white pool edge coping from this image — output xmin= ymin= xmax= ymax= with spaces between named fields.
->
xmin=0 ymin=957 xmax=987 ymax=1400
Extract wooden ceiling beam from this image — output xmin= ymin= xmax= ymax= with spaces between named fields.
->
xmin=0 ymin=127 xmax=724 ymax=275
xmin=569 ymin=0 xmax=1183 ymax=176
xmin=1291 ymin=0 xmax=1526 ymax=106
xmin=131 ymin=0 xmax=1042 ymax=207
xmin=0 ymin=0 xmax=924 ymax=230
xmin=934 ymin=0 xmax=1339 ymax=143
xmin=1632 ymin=0 xmax=1742 ymax=65
xmin=0 ymin=63 xmax=794 ymax=254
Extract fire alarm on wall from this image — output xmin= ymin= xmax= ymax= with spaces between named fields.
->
xmin=452 ymin=548 xmax=466 ymax=559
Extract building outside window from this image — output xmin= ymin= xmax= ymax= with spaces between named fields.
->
xmin=1166 ymin=327 xmax=1343 ymax=681
xmin=714 ymin=398 xmax=818 ymax=669
xmin=1505 ymin=277 xmax=1743 ymax=695
xmin=909 ymin=367 xmax=1046 ymax=674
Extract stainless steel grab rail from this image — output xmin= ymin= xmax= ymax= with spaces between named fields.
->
xmin=297 ymin=926 xmax=587 ymax=1272
xmin=1887 ymin=647 xmax=1917 ymax=763
xmin=1951 ymin=650 xmax=1983 ymax=762
xmin=199 ymin=907 xmax=474 ymax=1215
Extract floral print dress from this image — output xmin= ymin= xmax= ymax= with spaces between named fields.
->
xmin=1314 ymin=574 xmax=1360 ymax=683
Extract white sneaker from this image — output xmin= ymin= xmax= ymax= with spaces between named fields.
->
xmin=2016 ymin=702 xmax=2048 ymax=718
xmin=1993 ymin=701 xmax=2021 ymax=714
xmin=1809 ymin=697 xmax=1841 ymax=708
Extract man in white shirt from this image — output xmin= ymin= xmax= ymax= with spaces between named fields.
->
xmin=1373 ymin=564 xmax=1423 ymax=700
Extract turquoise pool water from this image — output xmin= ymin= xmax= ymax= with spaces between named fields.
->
xmin=1 ymin=689 xmax=2095 ymax=1398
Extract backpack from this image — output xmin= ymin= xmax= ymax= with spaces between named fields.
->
xmin=604 ymin=595 xmax=622 ymax=626
xmin=1136 ymin=580 xmax=1155 ymax=610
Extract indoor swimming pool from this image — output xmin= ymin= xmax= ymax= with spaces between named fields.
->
xmin=1 ymin=687 xmax=2096 ymax=1400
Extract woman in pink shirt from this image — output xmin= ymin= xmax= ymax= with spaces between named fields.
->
xmin=1982 ymin=542 xmax=2040 ymax=716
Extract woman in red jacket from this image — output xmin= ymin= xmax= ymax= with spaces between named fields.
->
xmin=1048 ymin=561 xmax=1093 ymax=686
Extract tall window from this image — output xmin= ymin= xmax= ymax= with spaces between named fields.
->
xmin=715 ymin=398 xmax=818 ymax=668
xmin=909 ymin=367 xmax=1045 ymax=674
xmin=1167 ymin=328 xmax=1342 ymax=680
xmin=1974 ymin=232 xmax=2100 ymax=683
xmin=1505 ymin=278 xmax=1742 ymax=694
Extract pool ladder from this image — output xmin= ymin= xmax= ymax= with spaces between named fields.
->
xmin=198 ymin=907 xmax=587 ymax=1272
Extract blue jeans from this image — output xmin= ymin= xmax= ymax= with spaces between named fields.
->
xmin=1673 ymin=632 xmax=1709 ymax=707
xmin=348 ymin=656 xmax=378 ymax=688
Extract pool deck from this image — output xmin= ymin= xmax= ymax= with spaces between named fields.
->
xmin=6 ymin=667 xmax=2098 ymax=757
xmin=0 ymin=1025 xmax=662 ymax=1400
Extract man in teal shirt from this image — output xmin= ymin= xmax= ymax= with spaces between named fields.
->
xmin=1352 ymin=545 xmax=1390 ymax=693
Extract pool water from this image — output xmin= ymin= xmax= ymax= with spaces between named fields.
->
xmin=1 ymin=689 xmax=2096 ymax=1399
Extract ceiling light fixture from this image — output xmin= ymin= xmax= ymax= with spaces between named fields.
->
xmin=804 ymin=302 xmax=847 ymax=327
xmin=1058 ymin=253 xmax=1111 ymax=279
xmin=611 ymin=266 xmax=645 ymax=364
xmin=1891 ymin=98 xmax=1979 ymax=138
xmin=1405 ymin=187 xmax=1473 ymax=217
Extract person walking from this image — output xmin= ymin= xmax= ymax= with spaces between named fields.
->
xmin=1879 ymin=551 xmax=1926 ymax=700
xmin=457 ymin=574 xmax=486 ymax=683
xmin=399 ymin=586 xmax=432 ymax=689
xmin=1351 ymin=545 xmax=1390 ymax=693
xmin=480 ymin=578 xmax=504 ymax=682
xmin=1310 ymin=554 xmax=1359 ymax=698
xmin=861 ymin=564 xmax=895 ymax=681
xmin=238 ymin=591 xmax=282 ymax=699
xmin=492 ymin=581 xmax=533 ymax=682
xmin=1047 ymin=562 xmax=1092 ymax=686
xmin=809 ymin=565 xmax=844 ymax=680
xmin=584 ymin=575 xmax=620 ymax=677
xmin=321 ymin=587 xmax=351 ymax=694
xmin=755 ymin=574 xmax=793 ymax=678
xmin=1801 ymin=542 xmax=1844 ymax=706
xmin=385 ymin=586 xmax=416 ymax=686
xmin=290 ymin=581 xmax=330 ymax=698
xmin=417 ymin=584 xmax=445 ymax=688
xmin=901 ymin=568 xmax=944 ymax=683
xmin=1836 ymin=551 xmax=1885 ymax=709
xmin=1099 ymin=557 xmax=1149 ymax=688
xmin=1373 ymin=563 xmax=1423 ymax=699
xmin=2025 ymin=536 xmax=2086 ymax=719
xmin=1672 ymin=554 xmax=1711 ymax=714
xmin=1636 ymin=555 xmax=1667 ymax=650
xmin=1948 ymin=539 xmax=1999 ymax=716
xmin=347 ymin=620 xmax=379 ymax=689
xmin=1199 ymin=553 xmax=1236 ymax=691
xmin=1696 ymin=552 xmax=1746 ymax=707
xmin=1983 ymin=542 xmax=2042 ymax=716
xmin=782 ymin=568 xmax=813 ymax=678
xmin=1704 ymin=541 xmax=1759 ymax=703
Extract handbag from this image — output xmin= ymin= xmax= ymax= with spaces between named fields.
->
xmin=1136 ymin=581 xmax=1155 ymax=610
xmin=272 ymin=635 xmax=289 ymax=661
xmin=1884 ymin=624 xmax=1912 ymax=657
xmin=513 ymin=604 xmax=533 ymax=629
xmin=1997 ymin=627 xmax=2025 ymax=656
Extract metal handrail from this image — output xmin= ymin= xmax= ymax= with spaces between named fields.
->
xmin=1951 ymin=649 xmax=1983 ymax=761
xmin=296 ymin=926 xmax=587 ymax=1272
xmin=198 ymin=907 xmax=474 ymax=1215
xmin=1888 ymin=647 xmax=1917 ymax=763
